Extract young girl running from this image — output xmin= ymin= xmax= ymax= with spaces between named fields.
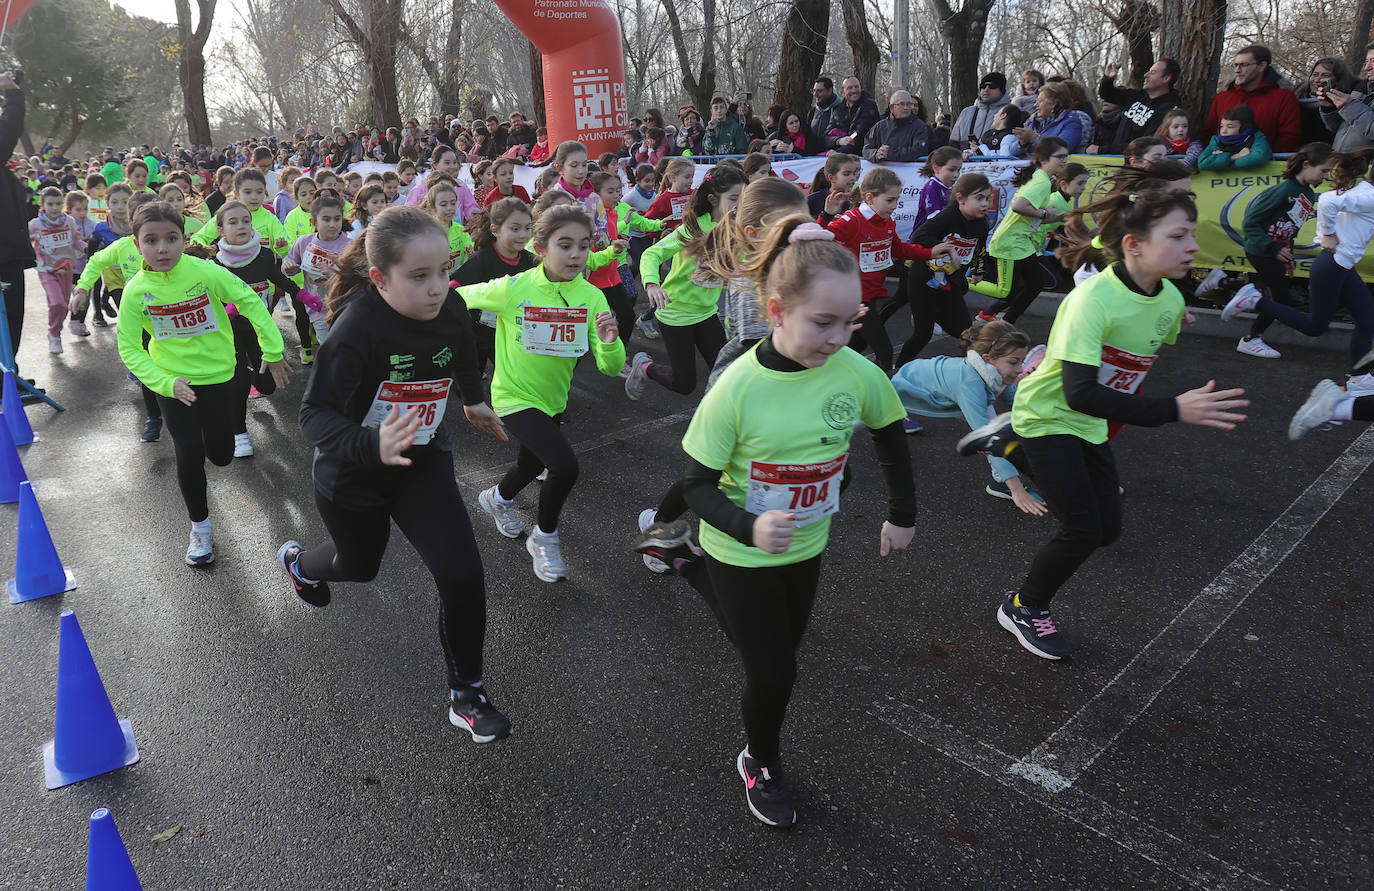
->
xmin=157 ymin=182 xmax=204 ymax=236
xmin=634 ymin=215 xmax=916 ymax=826
xmin=454 ymin=197 xmax=536 ymax=380
xmin=283 ymin=194 xmax=350 ymax=351
xmin=896 ymin=172 xmax=993 ymax=368
xmin=483 ymin=157 xmax=531 ymax=206
xmin=644 ymin=157 xmax=697 ymax=230
xmin=1221 ymin=150 xmax=1374 ymax=389
xmin=625 ymin=166 xmax=747 ymax=398
xmin=277 ymin=205 xmax=513 ymax=743
xmin=283 ymin=176 xmax=318 ymax=246
xmin=959 ymin=188 xmax=1248 ymax=660
xmin=806 ymin=153 xmax=860 ymax=219
xmin=117 ymin=201 xmax=291 ymax=565
xmin=29 ymin=187 xmax=85 ymax=354
xmin=64 ymin=191 xmax=97 ymax=337
xmin=1232 ymin=142 xmax=1335 ymax=360
xmin=971 ymin=137 xmax=1069 ymax=325
xmin=190 ymin=168 xmax=289 ymax=256
xmin=79 ymin=182 xmax=132 ymax=327
xmin=348 ymin=183 xmax=389 ymax=236
xmin=272 ymin=166 xmax=302 ymax=221
xmin=405 ymin=144 xmax=478 ymax=220
xmin=879 ymin=147 xmax=966 ymax=330
xmin=585 ymin=171 xmax=636 ymax=344
xmin=193 ymin=199 xmax=301 ymax=457
xmin=458 ymin=204 xmax=625 ymax=583
xmin=421 ymin=176 xmax=475 ymax=278
xmin=824 ymin=167 xmax=951 ymax=372
xmin=893 ymin=320 xmax=1045 ymax=512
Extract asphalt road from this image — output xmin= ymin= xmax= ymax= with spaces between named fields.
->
xmin=1 ymin=267 xmax=1370 ymax=890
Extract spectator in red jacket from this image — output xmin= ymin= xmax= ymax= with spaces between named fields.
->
xmin=1203 ymin=45 xmax=1301 ymax=152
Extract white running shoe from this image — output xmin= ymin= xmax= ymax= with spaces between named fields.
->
xmin=625 ymin=351 xmax=653 ymax=401
xmin=637 ymin=507 xmax=668 ymax=573
xmin=1356 ymin=347 xmax=1374 ymax=375
xmin=1236 ymin=336 xmax=1280 ymax=359
xmin=233 ymin=432 xmax=254 ymax=457
xmin=479 ymin=486 xmax=524 ymax=538
xmin=48 ymin=335 xmax=62 ymax=354
xmin=1219 ymin=284 xmax=1262 ymax=322
xmin=186 ymin=522 xmax=215 ymax=566
xmin=69 ymin=319 xmax=90 ymax=337
xmin=526 ymin=529 xmax=570 ymax=582
xmin=1196 ymin=267 xmax=1229 ymax=294
xmin=1289 ymin=379 xmax=1346 ymax=440
xmin=1345 ymin=373 xmax=1374 ymax=393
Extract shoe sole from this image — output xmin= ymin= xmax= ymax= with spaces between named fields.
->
xmin=526 ymin=537 xmax=569 ymax=582
xmin=448 ymin=708 xmax=512 ymax=744
xmin=984 ymin=485 xmax=1013 ymax=501
xmin=234 ymin=450 xmax=254 ymax=458
xmin=1236 ymin=341 xmax=1279 ymax=359
xmin=957 ymin=412 xmax=1013 ymax=457
xmin=185 ymin=551 xmax=215 ymax=567
xmin=736 ymin=750 xmax=796 ymax=828
xmin=1289 ymin=381 xmax=1340 ymax=440
xmin=996 ymin=602 xmax=1064 ymax=661
xmin=479 ymin=490 xmax=524 ymax=538
xmin=277 ymin=540 xmax=330 ymax=607
xmin=643 ymin=554 xmax=670 ymax=573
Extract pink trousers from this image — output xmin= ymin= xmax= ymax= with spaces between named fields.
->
xmin=38 ymin=270 xmax=72 ymax=337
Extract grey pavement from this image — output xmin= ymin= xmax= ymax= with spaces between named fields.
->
xmin=1 ymin=268 xmax=1371 ymax=890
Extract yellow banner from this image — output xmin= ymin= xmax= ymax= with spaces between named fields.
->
xmin=1070 ymin=154 xmax=1374 ymax=282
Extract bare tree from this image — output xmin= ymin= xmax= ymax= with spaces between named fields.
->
xmin=400 ymin=0 xmax=467 ymax=117
xmin=1351 ymin=0 xmax=1374 ymax=70
xmin=529 ymin=41 xmax=546 ymax=126
xmin=1163 ymin=0 xmax=1227 ymax=121
xmin=662 ymin=0 xmax=718 ymax=111
xmin=1108 ymin=0 xmax=1161 ymax=87
xmin=927 ymin=0 xmax=997 ymax=112
xmin=839 ymin=0 xmax=881 ymax=90
xmin=774 ymin=0 xmax=829 ymax=114
xmin=174 ymin=0 xmax=215 ymax=147
xmin=323 ymin=0 xmax=403 ymax=128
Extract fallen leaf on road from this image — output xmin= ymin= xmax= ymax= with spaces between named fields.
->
xmin=1244 ymin=633 xmax=1259 ymax=641
xmin=152 ymin=825 xmax=182 ymax=843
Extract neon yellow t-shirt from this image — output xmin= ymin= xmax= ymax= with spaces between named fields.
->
xmin=989 ymin=169 xmax=1053 ymax=260
xmin=1011 ymin=264 xmax=1183 ymax=444
xmin=191 ymin=205 xmax=289 ymax=257
xmin=448 ymin=220 xmax=473 ymax=276
xmin=682 ymin=345 xmax=905 ymax=568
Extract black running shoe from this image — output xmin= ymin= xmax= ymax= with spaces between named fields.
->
xmin=448 ymin=685 xmax=513 ymax=743
xmin=277 ymin=540 xmax=331 ymax=607
xmin=736 ymin=748 xmax=796 ymax=827
xmin=1355 ymin=347 xmax=1374 ymax=375
xmin=996 ymin=592 xmax=1069 ymax=660
xmin=633 ymin=518 xmax=701 ymax=574
xmin=957 ymin=412 xmax=1019 ymax=459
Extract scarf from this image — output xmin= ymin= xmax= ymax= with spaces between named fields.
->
xmin=1216 ymin=128 xmax=1256 ymax=150
xmin=1167 ymin=138 xmax=1192 ymax=155
xmin=967 ymin=350 xmax=1009 ymax=396
xmin=558 ymin=176 xmax=594 ymax=199
xmin=217 ymin=230 xmax=261 ymax=268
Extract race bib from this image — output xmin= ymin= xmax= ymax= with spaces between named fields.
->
xmin=147 ymin=293 xmax=220 ymax=340
xmin=479 ymin=310 xmax=499 ymax=329
xmin=521 ymin=304 xmax=589 ymax=356
xmin=1287 ymin=194 xmax=1315 ymax=228
xmin=669 ymin=194 xmax=689 ymax=221
xmin=248 ymin=280 xmax=272 ymax=306
xmin=947 ymin=234 xmax=978 ymax=269
xmin=1096 ymin=344 xmax=1156 ymax=394
xmin=301 ymin=242 xmax=340 ymax=281
xmin=745 ymin=455 xmax=846 ymax=526
xmin=859 ymin=240 xmax=892 ymax=273
xmin=361 ymin=378 xmax=452 ymax=446
xmin=38 ymin=226 xmax=71 ymax=255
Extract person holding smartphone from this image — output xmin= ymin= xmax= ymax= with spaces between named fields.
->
xmin=1320 ymin=41 xmax=1374 ymax=152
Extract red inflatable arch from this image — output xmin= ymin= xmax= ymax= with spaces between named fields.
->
xmin=493 ymin=0 xmax=628 ymax=158
xmin=0 ymin=0 xmax=39 ymax=38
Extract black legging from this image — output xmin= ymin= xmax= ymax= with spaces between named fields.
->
xmin=1007 ymin=433 xmax=1121 ymax=610
xmin=849 ymin=297 xmax=893 ymax=370
xmin=297 ymin=449 xmax=486 ymax=689
xmin=1 ymin=259 xmax=26 ymax=365
xmin=1254 ymin=250 xmax=1374 ymax=371
xmin=496 ymin=408 xmax=577 ymax=533
xmin=155 ymin=379 xmax=237 ymax=522
xmin=601 ymin=283 xmax=634 ymax=348
xmin=999 ymin=255 xmax=1045 ymax=324
xmin=1245 ymin=252 xmax=1296 ymax=339
xmin=137 ymin=328 xmax=162 ymax=420
xmin=230 ymin=315 xmax=277 ymax=434
xmin=290 ymin=293 xmax=313 ymax=351
xmin=681 ymin=553 xmax=824 ymax=767
xmin=467 ymin=310 xmax=496 ymax=381
xmin=897 ymin=284 xmax=972 ymax=367
xmin=647 ymin=315 xmax=726 ymax=394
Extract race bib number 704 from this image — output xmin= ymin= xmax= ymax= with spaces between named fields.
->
xmin=745 ymin=455 xmax=846 ymax=526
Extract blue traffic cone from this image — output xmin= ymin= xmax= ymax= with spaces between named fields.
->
xmin=8 ymin=481 xmax=76 ymax=603
xmin=1 ymin=369 xmax=36 ymax=446
xmin=0 ymin=418 xmax=25 ymax=505
xmin=85 ymin=808 xmax=143 ymax=890
xmin=42 ymin=611 xmax=139 ymax=789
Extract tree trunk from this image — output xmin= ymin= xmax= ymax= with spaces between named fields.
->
xmin=927 ymin=0 xmax=996 ymax=113
xmin=1172 ymin=0 xmax=1227 ymax=123
xmin=1350 ymin=0 xmax=1374 ymax=73
xmin=528 ymin=40 xmax=546 ymax=127
xmin=661 ymin=0 xmax=717 ymax=111
xmin=1158 ymin=0 xmax=1181 ymax=61
xmin=324 ymin=0 xmax=403 ymax=129
xmin=773 ymin=0 xmax=829 ymax=114
xmin=839 ymin=0 xmax=880 ymax=92
xmin=1111 ymin=0 xmax=1161 ymax=88
xmin=174 ymin=0 xmax=216 ymax=147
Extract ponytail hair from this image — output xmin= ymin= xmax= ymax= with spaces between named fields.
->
xmin=695 ymin=178 xmax=808 ymax=281
xmin=1282 ymin=142 xmax=1334 ymax=182
xmin=920 ymin=145 xmax=962 ymax=177
xmin=680 ymin=165 xmax=748 ymax=244
xmin=739 ymin=212 xmax=857 ymax=314
xmin=1330 ymin=150 xmax=1374 ymax=192
xmin=1012 ymin=137 xmax=1067 ymax=186
xmin=1056 ymin=186 xmax=1197 ymax=271
xmin=325 ymin=206 xmax=447 ymax=322
xmin=466 ymin=196 xmax=532 ymax=250
xmin=959 ymin=319 xmax=1029 ymax=358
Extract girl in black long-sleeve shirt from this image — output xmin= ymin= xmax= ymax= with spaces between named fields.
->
xmin=452 ymin=197 xmax=536 ymax=383
xmin=277 ymin=206 xmax=514 ymax=743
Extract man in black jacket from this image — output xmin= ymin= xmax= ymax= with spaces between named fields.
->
xmin=0 ymin=72 xmax=36 ymax=372
xmin=825 ymin=76 xmax=880 ymax=154
xmin=1094 ymin=59 xmax=1182 ymax=153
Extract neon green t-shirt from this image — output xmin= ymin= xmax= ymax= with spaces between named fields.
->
xmin=989 ymin=169 xmax=1053 ymax=260
xmin=191 ymin=205 xmax=289 ymax=258
xmin=1011 ymin=264 xmax=1183 ymax=444
xmin=639 ymin=213 xmax=719 ymax=327
xmin=682 ymin=345 xmax=905 ymax=568
xmin=117 ymin=255 xmax=285 ymax=397
xmin=77 ymin=235 xmax=142 ymax=292
xmin=1032 ymin=191 xmax=1071 ymax=252
xmin=448 ymin=220 xmax=474 ymax=276
xmin=458 ymin=265 xmax=626 ymax=417
xmin=284 ymin=205 xmax=315 ymax=244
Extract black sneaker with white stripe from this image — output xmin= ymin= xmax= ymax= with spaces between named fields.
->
xmin=736 ymin=748 xmax=796 ymax=827
xmin=448 ymin=685 xmax=513 ymax=743
xmin=958 ymin=412 xmax=1019 ymax=459
xmin=996 ymin=591 xmax=1069 ymax=660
